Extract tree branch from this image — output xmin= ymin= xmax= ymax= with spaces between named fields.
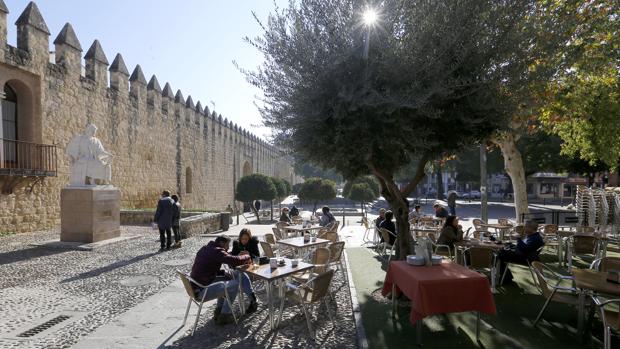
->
xmin=400 ymin=153 xmax=431 ymax=197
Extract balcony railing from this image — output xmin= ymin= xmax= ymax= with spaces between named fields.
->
xmin=0 ymin=138 xmax=58 ymax=176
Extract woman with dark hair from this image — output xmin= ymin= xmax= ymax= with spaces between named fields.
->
xmin=378 ymin=210 xmax=397 ymax=245
xmin=437 ymin=215 xmax=464 ymax=248
xmin=231 ymin=228 xmax=260 ymax=258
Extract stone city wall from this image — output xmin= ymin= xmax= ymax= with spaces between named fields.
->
xmin=0 ymin=1 xmax=297 ymax=233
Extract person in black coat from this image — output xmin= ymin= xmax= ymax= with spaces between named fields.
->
xmin=154 ymin=190 xmax=175 ymax=251
xmin=171 ymin=194 xmax=182 ymax=248
xmin=379 ymin=210 xmax=397 ymax=245
xmin=231 ymin=228 xmax=260 ymax=259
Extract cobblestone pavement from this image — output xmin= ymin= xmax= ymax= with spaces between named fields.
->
xmin=0 ymin=227 xmax=358 ymax=349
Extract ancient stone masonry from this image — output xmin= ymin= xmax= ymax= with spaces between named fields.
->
xmin=0 ymin=1 xmax=297 ymax=233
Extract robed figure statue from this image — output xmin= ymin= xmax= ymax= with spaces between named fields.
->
xmin=66 ymin=124 xmax=113 ymax=186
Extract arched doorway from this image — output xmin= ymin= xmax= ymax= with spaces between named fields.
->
xmin=242 ymin=161 xmax=252 ymax=177
xmin=1 ymin=84 xmax=17 ymax=165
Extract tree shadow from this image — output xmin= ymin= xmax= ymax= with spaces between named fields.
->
xmin=0 ymin=246 xmax=70 ymax=266
xmin=60 ymin=252 xmax=158 ymax=283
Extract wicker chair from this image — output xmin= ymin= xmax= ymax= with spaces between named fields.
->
xmin=591 ymin=295 xmax=620 ymax=349
xmin=328 ymin=241 xmax=345 ymax=272
xmin=530 ymin=261 xmax=579 ymax=326
xmin=177 ymin=270 xmax=238 ymax=335
xmin=590 ymin=257 xmax=620 ymax=271
xmin=293 ymin=247 xmax=331 ymax=283
xmin=378 ymin=228 xmax=397 ymax=262
xmin=265 ymin=233 xmax=277 ymax=245
xmin=260 ymin=241 xmax=275 ymax=258
xmin=278 ymin=269 xmax=336 ymax=339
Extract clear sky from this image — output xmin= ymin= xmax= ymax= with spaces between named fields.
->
xmin=4 ymin=0 xmax=286 ymax=139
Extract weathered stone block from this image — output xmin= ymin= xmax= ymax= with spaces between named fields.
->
xmin=60 ymin=186 xmax=120 ymax=243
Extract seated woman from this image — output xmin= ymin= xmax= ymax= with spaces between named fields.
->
xmin=279 ymin=207 xmax=292 ymax=224
xmin=231 ymin=228 xmax=260 ymax=259
xmin=378 ymin=210 xmax=397 ymax=245
xmin=437 ymin=215 xmax=464 ymax=248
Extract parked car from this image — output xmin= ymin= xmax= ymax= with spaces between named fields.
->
xmin=462 ymin=190 xmax=481 ymax=199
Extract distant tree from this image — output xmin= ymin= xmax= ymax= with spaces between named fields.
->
xmin=282 ymin=179 xmax=292 ymax=197
xmin=243 ymin=0 xmax=546 ymax=258
xmin=344 ymin=176 xmax=380 ymax=216
xmin=270 ymin=177 xmax=288 ymax=200
xmin=292 ymin=183 xmax=303 ymax=194
xmin=298 ymin=177 xmax=337 ymax=212
xmin=294 ymin=159 xmax=344 ymax=183
xmin=236 ymin=174 xmax=277 ymax=222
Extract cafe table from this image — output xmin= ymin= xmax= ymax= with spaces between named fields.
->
xmin=572 ymin=268 xmax=620 ymax=341
xmin=454 ymin=239 xmax=505 ymax=293
xmin=382 ymin=260 xmax=496 ymax=345
xmin=243 ymin=258 xmax=314 ymax=330
xmin=478 ymin=223 xmax=513 ymax=241
xmin=282 ymin=224 xmax=324 ymax=237
xmin=276 ymin=236 xmax=330 ymax=260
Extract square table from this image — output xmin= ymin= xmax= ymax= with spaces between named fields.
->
xmin=382 ymin=260 xmax=496 ymax=344
xmin=572 ymin=268 xmax=620 ymax=341
xmin=243 ymin=258 xmax=314 ymax=330
xmin=478 ymin=223 xmax=513 ymax=241
xmin=277 ymin=236 xmax=330 ymax=259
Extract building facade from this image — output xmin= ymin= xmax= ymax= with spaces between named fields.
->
xmin=0 ymin=2 xmax=297 ymax=233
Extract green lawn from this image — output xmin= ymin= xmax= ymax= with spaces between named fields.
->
xmin=347 ymin=246 xmax=618 ymax=349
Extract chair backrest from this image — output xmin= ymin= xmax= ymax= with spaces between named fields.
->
xmin=271 ymin=227 xmax=283 ymax=240
xmin=324 ymin=231 xmax=339 ymax=243
xmin=177 ymin=270 xmax=197 ymax=301
xmin=467 ymin=247 xmax=493 ymax=269
xmin=577 ymin=226 xmax=595 ymax=233
xmin=312 ymin=247 xmax=331 ymax=273
xmin=329 ymin=221 xmax=340 ymax=232
xmin=265 ymin=233 xmax=276 ymax=245
xmin=600 ymin=257 xmax=620 ymax=272
xmin=427 ymin=232 xmax=437 ymax=243
xmin=260 ymin=241 xmax=275 ymax=258
xmin=328 ymin=241 xmax=345 ymax=263
xmin=531 ymin=261 xmax=553 ymax=298
xmin=317 ymin=228 xmax=329 ymax=239
xmin=309 ymin=269 xmax=335 ymax=303
xmin=573 ymin=235 xmax=598 ymax=255
xmin=379 ymin=228 xmax=393 ymax=246
xmin=543 ymin=224 xmax=558 ymax=236
xmin=473 ymin=218 xmax=484 ymax=231
xmin=498 ymin=218 xmax=510 ymax=226
xmin=276 ymin=221 xmax=289 ymax=230
xmin=362 ymin=217 xmax=370 ymax=229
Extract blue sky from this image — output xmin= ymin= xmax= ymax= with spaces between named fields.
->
xmin=4 ymin=0 xmax=286 ymax=139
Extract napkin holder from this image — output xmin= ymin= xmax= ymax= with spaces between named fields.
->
xmin=607 ymin=269 xmax=620 ymax=284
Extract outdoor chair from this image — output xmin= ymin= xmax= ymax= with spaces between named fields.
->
xmin=498 ymin=218 xmax=511 ymax=226
xmin=500 ymin=246 xmax=544 ymax=286
xmin=265 ymin=233 xmax=277 ymax=245
xmin=378 ymin=228 xmax=398 ymax=262
xmin=277 ymin=269 xmax=336 ymax=339
xmin=530 ymin=261 xmax=579 ymax=327
xmin=271 ymin=227 xmax=284 ymax=240
xmin=473 ymin=218 xmax=486 ymax=232
xmin=433 ymin=242 xmax=453 ymax=260
xmin=361 ymin=217 xmax=374 ymax=244
xmin=590 ymin=257 xmax=620 ymax=272
xmin=567 ymin=235 xmax=602 ymax=270
xmin=328 ymin=221 xmax=340 ymax=233
xmin=260 ymin=241 xmax=275 ymax=258
xmin=293 ymin=247 xmax=331 ymax=284
xmin=462 ymin=247 xmax=498 ymax=288
xmin=577 ymin=226 xmax=596 ymax=234
xmin=328 ymin=241 xmax=346 ymax=273
xmin=591 ymin=295 xmax=620 ymax=349
xmin=177 ymin=270 xmax=238 ymax=335
xmin=322 ymin=231 xmax=339 ymax=243
xmin=292 ymin=215 xmax=303 ymax=225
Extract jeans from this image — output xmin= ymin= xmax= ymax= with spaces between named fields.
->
xmin=172 ymin=225 xmax=181 ymax=243
xmin=197 ymin=271 xmax=254 ymax=314
xmin=449 ymin=205 xmax=456 ymax=216
xmin=159 ymin=228 xmax=172 ymax=248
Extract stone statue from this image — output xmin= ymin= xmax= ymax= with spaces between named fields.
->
xmin=66 ymin=124 xmax=113 ymax=186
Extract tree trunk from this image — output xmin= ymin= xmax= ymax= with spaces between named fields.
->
xmin=496 ymin=133 xmax=529 ymax=222
xmin=270 ymin=200 xmax=274 ymax=221
xmin=436 ymin=165 xmax=444 ymax=200
xmin=250 ymin=202 xmax=260 ymax=223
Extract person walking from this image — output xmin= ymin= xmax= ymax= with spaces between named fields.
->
xmin=154 ymin=190 xmax=175 ymax=251
xmin=171 ymin=194 xmax=182 ymax=248
xmin=447 ymin=190 xmax=457 ymax=216
xmin=254 ymin=200 xmax=261 ymax=213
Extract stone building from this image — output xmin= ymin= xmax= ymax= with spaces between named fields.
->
xmin=0 ymin=1 xmax=297 ymax=233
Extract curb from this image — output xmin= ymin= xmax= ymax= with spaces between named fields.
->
xmin=344 ymin=249 xmax=369 ymax=349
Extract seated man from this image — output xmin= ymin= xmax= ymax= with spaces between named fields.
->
xmin=190 ymin=236 xmax=259 ymax=325
xmin=433 ymin=203 xmax=449 ymax=218
xmin=497 ymin=220 xmax=544 ymax=284
xmin=319 ymin=206 xmax=336 ymax=227
xmin=408 ymin=205 xmax=422 ymax=222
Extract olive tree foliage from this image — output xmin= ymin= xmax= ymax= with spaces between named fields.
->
xmin=297 ymin=177 xmax=337 ymax=212
xmin=344 ymin=176 xmax=380 ymax=215
xmin=242 ymin=0 xmax=543 ymax=258
xmin=235 ymin=173 xmax=277 ymax=222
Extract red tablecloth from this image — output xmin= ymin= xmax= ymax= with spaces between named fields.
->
xmin=381 ymin=260 xmax=496 ymax=324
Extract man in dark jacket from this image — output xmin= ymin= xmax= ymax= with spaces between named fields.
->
xmin=433 ymin=203 xmax=449 ymax=218
xmin=190 ymin=236 xmax=258 ymax=325
xmin=498 ymin=220 xmax=545 ymax=284
xmin=154 ymin=190 xmax=174 ymax=251
xmin=171 ymin=194 xmax=182 ymax=248
xmin=447 ymin=191 xmax=457 ymax=216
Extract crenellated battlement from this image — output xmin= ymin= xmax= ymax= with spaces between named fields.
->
xmin=0 ymin=1 xmax=268 ymax=143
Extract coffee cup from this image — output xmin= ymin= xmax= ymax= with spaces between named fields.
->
xmin=269 ymin=258 xmax=278 ymax=269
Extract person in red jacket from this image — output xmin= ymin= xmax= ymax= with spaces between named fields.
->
xmin=190 ymin=236 xmax=258 ymax=325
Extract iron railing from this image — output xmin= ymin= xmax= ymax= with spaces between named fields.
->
xmin=0 ymin=138 xmax=57 ymax=176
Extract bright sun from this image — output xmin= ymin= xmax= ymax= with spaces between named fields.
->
xmin=362 ymin=9 xmax=378 ymax=26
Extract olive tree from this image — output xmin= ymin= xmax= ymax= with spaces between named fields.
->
xmin=297 ymin=177 xmax=337 ymax=213
xmin=344 ymin=176 xmax=380 ymax=216
xmin=243 ymin=0 xmax=543 ymax=258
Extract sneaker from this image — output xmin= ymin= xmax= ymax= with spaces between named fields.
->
xmin=216 ymin=313 xmax=235 ymax=325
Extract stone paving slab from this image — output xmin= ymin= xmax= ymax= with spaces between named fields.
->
xmin=29 ymin=234 xmax=141 ymax=251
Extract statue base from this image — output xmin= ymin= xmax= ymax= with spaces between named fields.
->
xmin=60 ymin=186 xmax=121 ymax=243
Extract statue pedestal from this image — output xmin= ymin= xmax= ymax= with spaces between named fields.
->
xmin=60 ymin=186 xmax=121 ymax=243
